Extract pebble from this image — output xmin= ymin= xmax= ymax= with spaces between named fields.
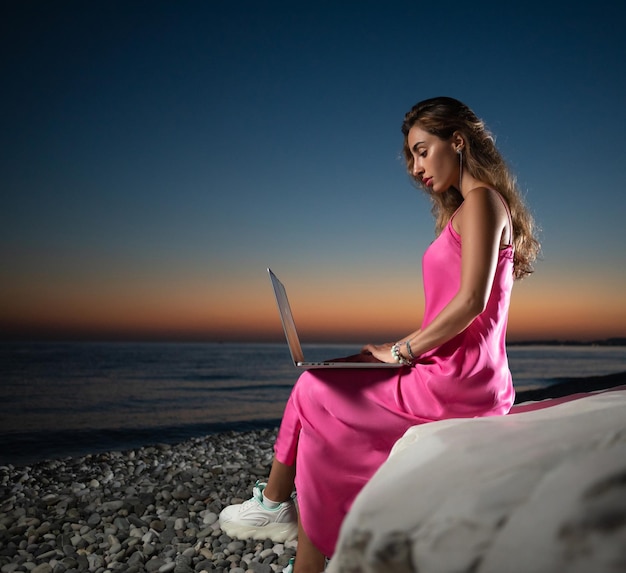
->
xmin=0 ymin=429 xmax=297 ymax=572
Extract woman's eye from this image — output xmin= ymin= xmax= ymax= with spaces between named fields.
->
xmin=419 ymin=151 xmax=427 ymax=158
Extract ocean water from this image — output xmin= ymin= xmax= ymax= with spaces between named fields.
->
xmin=1 ymin=341 xmax=624 ymax=466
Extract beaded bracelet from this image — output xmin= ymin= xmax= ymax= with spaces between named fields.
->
xmin=391 ymin=343 xmax=412 ymax=366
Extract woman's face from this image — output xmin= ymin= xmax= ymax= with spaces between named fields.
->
xmin=407 ymin=125 xmax=459 ymax=193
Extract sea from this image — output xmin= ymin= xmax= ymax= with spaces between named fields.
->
xmin=1 ymin=341 xmax=625 ymax=467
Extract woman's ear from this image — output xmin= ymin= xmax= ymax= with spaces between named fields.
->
xmin=452 ymin=131 xmax=465 ymax=153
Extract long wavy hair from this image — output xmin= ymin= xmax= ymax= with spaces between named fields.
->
xmin=401 ymin=96 xmax=540 ymax=279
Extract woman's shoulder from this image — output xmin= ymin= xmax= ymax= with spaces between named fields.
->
xmin=459 ymin=187 xmax=509 ymax=218
xmin=466 ymin=186 xmax=505 ymax=205
xmin=452 ymin=187 xmax=510 ymax=234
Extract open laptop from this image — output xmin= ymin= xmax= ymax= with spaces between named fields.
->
xmin=268 ymin=268 xmax=400 ymax=369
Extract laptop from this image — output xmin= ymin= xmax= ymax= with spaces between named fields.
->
xmin=268 ymin=268 xmax=400 ymax=369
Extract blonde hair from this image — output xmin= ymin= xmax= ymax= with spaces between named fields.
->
xmin=402 ymin=96 xmax=540 ymax=280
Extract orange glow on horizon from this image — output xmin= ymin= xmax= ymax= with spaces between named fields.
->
xmin=1 ymin=267 xmax=624 ymax=343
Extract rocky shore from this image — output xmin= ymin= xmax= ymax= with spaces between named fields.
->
xmin=0 ymin=429 xmax=294 ymax=573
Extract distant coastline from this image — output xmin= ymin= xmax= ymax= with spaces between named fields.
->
xmin=507 ymin=337 xmax=626 ymax=347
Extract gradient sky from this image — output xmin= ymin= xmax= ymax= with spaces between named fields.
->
xmin=1 ymin=0 xmax=625 ymax=343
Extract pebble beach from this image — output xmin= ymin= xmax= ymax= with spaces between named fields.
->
xmin=0 ymin=428 xmax=295 ymax=573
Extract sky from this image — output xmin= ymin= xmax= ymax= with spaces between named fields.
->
xmin=1 ymin=0 xmax=625 ymax=344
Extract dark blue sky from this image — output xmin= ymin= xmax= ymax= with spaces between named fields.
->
xmin=1 ymin=1 xmax=625 ymax=341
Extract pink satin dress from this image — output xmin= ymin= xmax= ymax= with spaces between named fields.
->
xmin=273 ymin=211 xmax=516 ymax=557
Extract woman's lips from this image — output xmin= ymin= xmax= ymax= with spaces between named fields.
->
xmin=423 ymin=177 xmax=433 ymax=187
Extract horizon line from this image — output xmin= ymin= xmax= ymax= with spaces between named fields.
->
xmin=1 ymin=335 xmax=625 ymax=347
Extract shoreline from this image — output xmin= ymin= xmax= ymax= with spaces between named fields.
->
xmin=0 ymin=419 xmax=284 ymax=470
xmin=513 ymin=370 xmax=626 ymax=403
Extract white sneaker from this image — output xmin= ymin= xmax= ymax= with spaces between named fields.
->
xmin=219 ymin=480 xmax=298 ymax=542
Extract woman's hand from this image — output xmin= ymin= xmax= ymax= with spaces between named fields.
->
xmin=361 ymin=342 xmax=396 ymax=363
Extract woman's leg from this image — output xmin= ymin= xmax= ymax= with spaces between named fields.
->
xmin=263 ymin=459 xmax=325 ymax=572
xmin=293 ymin=515 xmax=326 ymax=573
xmin=265 ymin=458 xmax=326 ymax=572
xmin=263 ymin=457 xmax=296 ymax=502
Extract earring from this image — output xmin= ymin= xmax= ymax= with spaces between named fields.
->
xmin=457 ymin=148 xmax=463 ymax=191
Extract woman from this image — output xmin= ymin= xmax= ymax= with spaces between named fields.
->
xmin=219 ymin=96 xmax=540 ymax=573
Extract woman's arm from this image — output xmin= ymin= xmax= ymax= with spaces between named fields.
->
xmin=363 ymin=188 xmax=509 ymax=363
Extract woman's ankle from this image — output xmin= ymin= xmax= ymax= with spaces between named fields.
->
xmin=264 ymin=458 xmax=296 ymax=502
xmin=263 ymin=483 xmax=292 ymax=504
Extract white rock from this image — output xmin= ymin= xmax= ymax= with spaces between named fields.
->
xmin=329 ymin=390 xmax=626 ymax=573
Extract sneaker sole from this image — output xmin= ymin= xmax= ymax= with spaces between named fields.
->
xmin=220 ymin=520 xmax=298 ymax=542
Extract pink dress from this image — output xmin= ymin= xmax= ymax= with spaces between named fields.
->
xmin=274 ymin=213 xmax=515 ymax=557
